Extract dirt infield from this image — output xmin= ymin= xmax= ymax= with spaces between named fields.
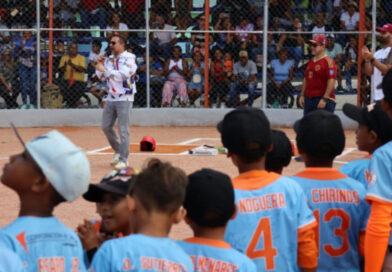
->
xmin=0 ymin=126 xmax=365 ymax=240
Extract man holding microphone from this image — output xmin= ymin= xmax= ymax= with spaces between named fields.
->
xmin=95 ymin=34 xmax=137 ymax=170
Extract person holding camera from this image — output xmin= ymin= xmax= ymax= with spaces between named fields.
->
xmin=150 ymin=14 xmax=177 ymax=60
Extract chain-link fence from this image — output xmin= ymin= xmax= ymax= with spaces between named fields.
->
xmin=0 ymin=0 xmax=383 ymax=109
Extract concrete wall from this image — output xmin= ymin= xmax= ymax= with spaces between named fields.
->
xmin=0 ymin=108 xmax=357 ymax=129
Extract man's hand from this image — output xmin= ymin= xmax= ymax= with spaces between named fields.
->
xmin=317 ymin=98 xmax=327 ymax=109
xmin=362 ymin=46 xmax=374 ymax=61
xmin=299 ymin=95 xmax=304 ymax=108
xmin=96 ymin=56 xmax=106 ymax=72
xmin=97 ymin=55 xmax=106 ymax=65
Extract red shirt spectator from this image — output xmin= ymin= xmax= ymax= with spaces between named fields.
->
xmin=304 ymin=56 xmax=337 ymax=99
xmin=82 ymin=0 xmax=106 ymax=13
xmin=123 ymin=0 xmax=145 ymax=14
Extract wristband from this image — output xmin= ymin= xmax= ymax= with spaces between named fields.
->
xmin=321 ymin=97 xmax=328 ymax=102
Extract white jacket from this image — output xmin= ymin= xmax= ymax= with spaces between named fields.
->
xmin=96 ymin=51 xmax=137 ymax=102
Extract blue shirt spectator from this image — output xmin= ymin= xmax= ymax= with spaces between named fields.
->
xmin=270 ymin=58 xmax=293 ymax=83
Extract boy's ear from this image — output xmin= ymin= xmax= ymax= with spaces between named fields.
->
xmin=172 ymin=206 xmax=187 ymax=224
xmin=369 ymin=130 xmax=379 ymax=143
xmin=382 ymin=99 xmax=392 ymax=119
xmin=267 ymin=143 xmax=274 ymax=153
xmin=31 ymin=176 xmax=51 ymax=193
xmin=184 ymin=215 xmax=192 ymax=226
xmin=126 ymin=195 xmax=136 ymax=213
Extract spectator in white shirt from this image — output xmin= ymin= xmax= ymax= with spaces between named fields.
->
xmin=363 ymin=23 xmax=392 ymax=101
xmin=311 ymin=12 xmax=330 ymax=39
xmin=106 ymin=12 xmax=129 ymax=41
xmin=150 ymin=14 xmax=178 ymax=59
xmin=340 ymin=1 xmax=359 ymax=31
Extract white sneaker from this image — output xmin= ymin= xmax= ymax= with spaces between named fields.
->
xmin=110 ymin=153 xmax=120 ymax=166
xmin=114 ymin=161 xmax=128 ymax=170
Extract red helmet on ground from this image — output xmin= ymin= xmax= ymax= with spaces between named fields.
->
xmin=140 ymin=136 xmax=156 ymax=151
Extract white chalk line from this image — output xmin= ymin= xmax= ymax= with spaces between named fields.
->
xmin=176 ymin=138 xmax=220 ymax=145
xmin=336 ymin=148 xmax=357 ymax=159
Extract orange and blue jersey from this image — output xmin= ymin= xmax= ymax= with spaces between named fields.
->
xmin=366 ymin=141 xmax=392 ymax=244
xmin=178 ymin=237 xmax=257 ymax=272
xmin=224 ymin=170 xmax=317 ymax=272
xmin=89 ymin=233 xmax=194 ymax=271
xmin=292 ymin=168 xmax=370 ymax=271
xmin=340 ymin=155 xmax=371 ymax=188
xmin=0 ymin=247 xmax=25 ymax=272
xmin=0 ymin=216 xmax=86 ymax=272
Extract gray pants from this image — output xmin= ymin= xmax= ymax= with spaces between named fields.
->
xmin=101 ymin=100 xmax=132 ymax=162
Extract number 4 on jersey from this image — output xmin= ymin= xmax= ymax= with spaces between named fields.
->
xmin=246 ymin=217 xmax=278 ymax=270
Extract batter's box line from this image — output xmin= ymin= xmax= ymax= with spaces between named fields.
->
xmin=176 ymin=138 xmax=220 ymax=145
xmin=88 ymin=152 xmax=191 ymax=157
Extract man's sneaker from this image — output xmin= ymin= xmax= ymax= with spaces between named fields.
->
xmin=29 ymin=104 xmax=35 ymax=109
xmin=20 ymin=104 xmax=28 ymax=110
xmin=114 ymin=161 xmax=128 ymax=170
xmin=110 ymin=153 xmax=120 ymax=166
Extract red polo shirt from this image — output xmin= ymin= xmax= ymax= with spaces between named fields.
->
xmin=82 ymin=0 xmax=106 ymax=12
xmin=304 ymin=56 xmax=337 ymax=99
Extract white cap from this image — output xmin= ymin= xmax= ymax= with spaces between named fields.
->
xmin=11 ymin=125 xmax=91 ymax=202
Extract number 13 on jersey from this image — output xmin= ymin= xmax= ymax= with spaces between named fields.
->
xmin=246 ymin=217 xmax=278 ymax=270
xmin=314 ymin=209 xmax=350 ymax=257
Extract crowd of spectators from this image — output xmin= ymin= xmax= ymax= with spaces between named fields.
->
xmin=0 ymin=0 xmax=390 ymax=108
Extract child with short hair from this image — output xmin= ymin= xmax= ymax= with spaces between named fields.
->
xmin=77 ymin=167 xmax=137 ymax=264
xmin=0 ymin=127 xmax=90 ymax=271
xmin=89 ymin=159 xmax=194 ymax=271
xmin=340 ymin=101 xmax=392 ymax=188
xmin=364 ymin=68 xmax=392 ymax=271
xmin=265 ymin=129 xmax=293 ymax=174
xmin=291 ymin=110 xmax=370 ymax=271
xmin=179 ymin=168 xmax=256 ymax=271
xmin=217 ymin=107 xmax=318 ymax=271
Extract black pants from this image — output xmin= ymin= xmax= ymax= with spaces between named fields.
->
xmin=267 ymin=82 xmax=293 ymax=106
xmin=0 ymin=85 xmax=19 ymax=109
xmin=59 ymin=79 xmax=86 ymax=108
xmin=135 ymin=82 xmax=163 ymax=107
xmin=210 ymin=81 xmax=228 ymax=104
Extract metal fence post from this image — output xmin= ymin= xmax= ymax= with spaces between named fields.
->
xmin=261 ymin=0 xmax=269 ymax=109
xmin=36 ymin=0 xmax=41 ymax=109
xmin=145 ymin=0 xmax=150 ymax=108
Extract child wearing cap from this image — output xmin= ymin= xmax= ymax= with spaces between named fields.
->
xmin=291 ymin=110 xmax=370 ymax=271
xmin=89 ymin=159 xmax=194 ymax=271
xmin=266 ymin=129 xmax=293 ymax=174
xmin=178 ymin=168 xmax=256 ymax=271
xmin=340 ymin=101 xmax=392 ymax=188
xmin=77 ymin=167 xmax=136 ymax=265
xmin=217 ymin=106 xmax=318 ymax=271
xmin=0 ymin=129 xmax=90 ymax=271
xmin=364 ymin=69 xmax=392 ymax=271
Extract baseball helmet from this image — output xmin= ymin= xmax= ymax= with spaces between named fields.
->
xmin=140 ymin=136 xmax=156 ymax=151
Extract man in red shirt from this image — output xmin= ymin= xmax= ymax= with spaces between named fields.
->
xmin=299 ymin=34 xmax=337 ymax=115
xmin=80 ymin=0 xmax=107 ymax=30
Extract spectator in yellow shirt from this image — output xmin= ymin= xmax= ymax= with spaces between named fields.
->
xmin=58 ymin=43 xmax=87 ymax=108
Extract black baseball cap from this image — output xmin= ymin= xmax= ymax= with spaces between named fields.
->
xmin=217 ymin=107 xmax=271 ymax=157
xmin=382 ymin=69 xmax=392 ymax=107
xmin=343 ymin=102 xmax=392 ymax=144
xmin=184 ymin=169 xmax=235 ymax=227
xmin=266 ymin=130 xmax=293 ymax=168
xmin=294 ymin=110 xmax=345 ymax=158
xmin=83 ymin=167 xmax=137 ymax=202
